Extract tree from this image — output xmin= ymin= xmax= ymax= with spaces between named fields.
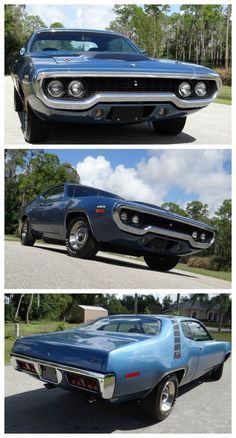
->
xmin=186 ymin=201 xmax=209 ymax=221
xmin=162 ymin=295 xmax=173 ymax=311
xmin=161 ymin=202 xmax=188 ymax=217
xmin=212 ymin=199 xmax=231 ymax=269
xmin=50 ymin=22 xmax=64 ymax=28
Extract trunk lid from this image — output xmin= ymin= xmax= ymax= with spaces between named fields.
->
xmin=12 ymin=329 xmax=148 ymax=372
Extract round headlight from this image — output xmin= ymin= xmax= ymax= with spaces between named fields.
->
xmin=131 ymin=214 xmax=140 ymax=225
xmin=68 ymin=80 xmax=85 ymax=98
xmin=200 ymin=233 xmax=206 ymax=241
xmin=47 ymin=80 xmax=64 ymax=98
xmin=120 ymin=211 xmax=128 ymax=223
xmin=178 ymin=81 xmax=191 ymax=97
xmin=195 ymin=81 xmax=207 ymax=97
xmin=192 ymin=231 xmax=198 ymax=240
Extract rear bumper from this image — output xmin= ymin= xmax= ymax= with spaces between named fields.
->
xmin=11 ymin=354 xmax=115 ymax=400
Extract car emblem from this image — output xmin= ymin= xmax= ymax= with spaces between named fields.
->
xmin=129 ymin=63 xmax=137 ymax=68
xmin=133 ymin=80 xmax=138 ymax=87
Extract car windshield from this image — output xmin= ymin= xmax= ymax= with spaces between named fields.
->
xmin=79 ymin=318 xmax=161 ymax=336
xmin=29 ymin=31 xmax=139 ymax=54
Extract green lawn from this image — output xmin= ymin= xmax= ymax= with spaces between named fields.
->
xmin=5 ymin=320 xmax=78 ymax=365
xmin=176 ymin=263 xmax=231 ymax=282
xmin=210 ymin=331 xmax=231 ymax=342
xmin=215 ymin=85 xmax=231 ymax=105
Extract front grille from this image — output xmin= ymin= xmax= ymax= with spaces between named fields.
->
xmin=120 ymin=208 xmax=214 ymax=244
xmin=43 ymin=77 xmax=217 ymax=100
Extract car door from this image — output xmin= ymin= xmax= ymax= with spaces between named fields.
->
xmin=34 ymin=185 xmax=66 ymax=237
xmin=181 ymin=320 xmax=224 ymax=380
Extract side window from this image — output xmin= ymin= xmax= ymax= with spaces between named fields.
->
xmin=99 ymin=323 xmax=118 ymax=332
xmin=107 ymin=38 xmax=134 ymax=53
xmin=181 ymin=321 xmax=212 ymax=341
xmin=44 ymin=186 xmax=64 ymax=201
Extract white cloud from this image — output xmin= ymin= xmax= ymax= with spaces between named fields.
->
xmin=26 ymin=5 xmax=115 ymax=29
xmin=76 ymin=150 xmax=231 ymax=215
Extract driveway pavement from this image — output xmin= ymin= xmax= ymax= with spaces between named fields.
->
xmin=5 ymin=359 xmax=231 ymax=433
xmin=5 ymin=241 xmax=231 ymax=289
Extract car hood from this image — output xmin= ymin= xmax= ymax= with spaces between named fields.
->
xmin=30 ymin=52 xmax=218 ymax=77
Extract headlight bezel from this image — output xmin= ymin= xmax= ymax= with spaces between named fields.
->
xmin=47 ymin=79 xmax=65 ymax=98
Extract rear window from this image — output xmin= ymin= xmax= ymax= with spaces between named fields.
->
xmin=79 ymin=318 xmax=161 ymax=336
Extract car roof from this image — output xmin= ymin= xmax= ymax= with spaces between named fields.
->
xmin=32 ymin=28 xmax=124 ymax=37
xmin=97 ymin=314 xmax=198 ymax=322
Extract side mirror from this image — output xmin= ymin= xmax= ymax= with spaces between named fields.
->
xmin=19 ymin=47 xmax=26 ymax=56
xmin=139 ymin=48 xmax=147 ymax=55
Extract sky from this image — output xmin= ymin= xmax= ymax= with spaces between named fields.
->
xmin=47 ymin=149 xmax=231 ymax=215
xmin=26 ymin=4 xmax=180 ymax=29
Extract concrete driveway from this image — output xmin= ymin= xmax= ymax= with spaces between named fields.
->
xmin=5 ymin=76 xmax=231 ymax=145
xmin=5 ymin=241 xmax=231 ymax=289
xmin=5 ymin=358 xmax=231 ymax=433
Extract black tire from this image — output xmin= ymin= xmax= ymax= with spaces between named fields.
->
xmin=14 ymin=86 xmax=23 ymax=112
xmin=143 ymin=374 xmax=178 ymax=421
xmin=65 ymin=217 xmax=98 ymax=259
xmin=209 ymin=363 xmax=224 ymax=381
xmin=20 ymin=218 xmax=36 ymax=246
xmin=144 ymin=254 xmax=180 ymax=272
xmin=152 ymin=116 xmax=186 ymax=136
xmin=23 ymin=102 xmax=49 ymax=143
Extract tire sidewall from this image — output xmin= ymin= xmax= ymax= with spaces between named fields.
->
xmin=65 ymin=217 xmax=97 ymax=258
xmin=155 ymin=374 xmax=178 ymax=420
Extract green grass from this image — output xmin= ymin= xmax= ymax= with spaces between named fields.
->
xmin=5 ymin=320 xmax=78 ymax=365
xmin=5 ymin=234 xmax=19 ymax=242
xmin=176 ymin=263 xmax=231 ymax=282
xmin=210 ymin=331 xmax=231 ymax=342
xmin=215 ymin=85 xmax=231 ymax=105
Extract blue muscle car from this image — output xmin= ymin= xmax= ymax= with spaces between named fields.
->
xmin=19 ymin=183 xmax=215 ymax=272
xmin=11 ymin=315 xmax=231 ymax=421
xmin=11 ymin=28 xmax=221 ymax=142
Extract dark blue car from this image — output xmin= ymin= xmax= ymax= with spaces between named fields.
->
xmin=20 ymin=183 xmax=215 ymax=272
xmin=11 ymin=314 xmax=231 ymax=421
xmin=11 ymin=28 xmax=221 ymax=142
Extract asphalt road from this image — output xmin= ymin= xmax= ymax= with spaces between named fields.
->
xmin=5 ymin=241 xmax=231 ymax=289
xmin=5 ymin=76 xmax=231 ymax=145
xmin=5 ymin=358 xmax=231 ymax=433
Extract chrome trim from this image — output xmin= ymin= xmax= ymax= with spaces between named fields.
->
xmin=33 ymin=71 xmax=221 ymax=111
xmin=11 ymin=354 xmax=115 ymax=399
xmin=113 ymin=205 xmax=215 ymax=250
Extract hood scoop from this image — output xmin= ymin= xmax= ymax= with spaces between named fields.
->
xmin=52 ymin=52 xmax=147 ymax=65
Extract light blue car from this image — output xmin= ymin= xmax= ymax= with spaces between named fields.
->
xmin=11 ymin=314 xmax=231 ymax=421
xmin=11 ymin=28 xmax=221 ymax=142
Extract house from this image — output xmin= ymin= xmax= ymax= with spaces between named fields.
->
xmin=163 ymin=299 xmax=230 ymax=323
xmin=70 ymin=305 xmax=108 ymax=323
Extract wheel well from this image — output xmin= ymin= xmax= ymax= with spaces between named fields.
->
xmin=65 ymin=212 xmax=89 ymax=230
xmin=225 ymin=352 xmax=231 ymax=362
xmin=172 ymin=369 xmax=186 ymax=384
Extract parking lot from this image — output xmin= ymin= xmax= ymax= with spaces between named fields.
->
xmin=5 ymin=359 xmax=231 ymax=433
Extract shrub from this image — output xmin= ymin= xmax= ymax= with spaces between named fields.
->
xmin=56 ymin=321 xmax=65 ymax=331
xmin=214 ymin=68 xmax=231 ymax=86
xmin=184 ymin=256 xmax=221 ymax=271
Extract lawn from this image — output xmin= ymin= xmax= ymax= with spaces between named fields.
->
xmin=210 ymin=331 xmax=231 ymax=342
xmin=176 ymin=263 xmax=231 ymax=282
xmin=215 ymin=85 xmax=231 ymax=105
xmin=5 ymin=320 xmax=78 ymax=365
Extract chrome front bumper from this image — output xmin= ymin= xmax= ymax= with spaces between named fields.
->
xmin=32 ymin=71 xmax=221 ymax=111
xmin=11 ymin=354 xmax=115 ymax=399
xmin=113 ymin=205 xmax=215 ymax=250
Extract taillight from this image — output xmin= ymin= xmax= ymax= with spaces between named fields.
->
xmin=66 ymin=372 xmax=99 ymax=393
xmin=17 ymin=360 xmax=37 ymax=374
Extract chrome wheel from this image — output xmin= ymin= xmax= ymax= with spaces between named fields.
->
xmin=160 ymin=380 xmax=176 ymax=412
xmin=69 ymin=222 xmax=88 ymax=250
